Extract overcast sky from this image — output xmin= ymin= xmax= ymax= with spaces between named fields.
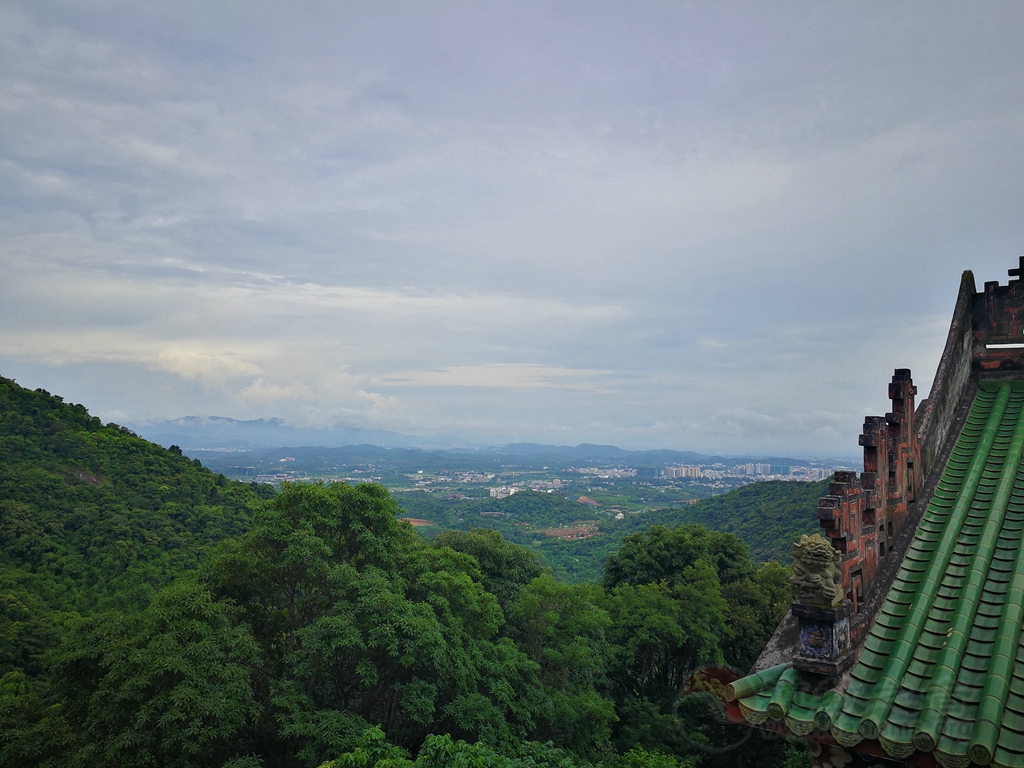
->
xmin=3 ymin=1 xmax=1024 ymax=456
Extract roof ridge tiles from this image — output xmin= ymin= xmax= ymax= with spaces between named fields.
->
xmin=856 ymin=385 xmax=1013 ymax=741
xmin=727 ymin=382 xmax=1024 ymax=765
xmin=915 ymin=392 xmax=1024 ymax=753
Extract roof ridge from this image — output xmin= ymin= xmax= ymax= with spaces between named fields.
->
xmin=728 ymin=384 xmax=1024 ymax=765
xmin=914 ymin=391 xmax=1024 ymax=753
xmin=857 ymin=385 xmax=1013 ymax=741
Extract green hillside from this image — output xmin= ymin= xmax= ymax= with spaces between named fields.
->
xmin=638 ymin=480 xmax=830 ymax=565
xmin=0 ymin=376 xmax=269 ymax=677
xmin=0 ymin=377 xmax=810 ymax=768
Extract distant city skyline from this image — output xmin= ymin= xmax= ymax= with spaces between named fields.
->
xmin=3 ymin=2 xmax=1024 ymax=455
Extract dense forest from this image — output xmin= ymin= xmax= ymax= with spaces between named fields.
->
xmin=0 ymin=377 xmax=811 ymax=768
xmin=623 ymin=481 xmax=829 ymax=565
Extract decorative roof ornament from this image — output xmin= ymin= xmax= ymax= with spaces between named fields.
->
xmin=790 ymin=533 xmax=843 ymax=608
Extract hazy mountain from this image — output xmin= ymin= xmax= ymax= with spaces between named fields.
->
xmin=127 ymin=416 xmax=484 ymax=451
xmin=495 ymin=443 xmax=810 ymax=467
xmin=127 ymin=417 xmax=826 ymax=468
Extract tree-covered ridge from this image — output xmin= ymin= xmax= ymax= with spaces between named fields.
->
xmin=1 ymin=482 xmax=808 ymax=768
xmin=596 ymin=480 xmax=829 ymax=567
xmin=666 ymin=480 xmax=828 ymax=564
xmin=0 ymin=376 xmax=269 ymax=677
xmin=0 ymin=377 xmax=812 ymax=767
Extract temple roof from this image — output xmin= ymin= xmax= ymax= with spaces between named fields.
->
xmin=727 ymin=380 xmax=1024 ymax=768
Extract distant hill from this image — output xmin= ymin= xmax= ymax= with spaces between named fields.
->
xmin=0 ymin=376 xmax=269 ymax=677
xmin=130 ymin=417 xmax=825 ymax=468
xmin=497 ymin=442 xmax=709 ymax=463
xmin=130 ymin=415 xmax=483 ymax=451
xmin=496 ymin=442 xmax=812 ymax=468
xmin=631 ymin=479 xmax=831 ymax=564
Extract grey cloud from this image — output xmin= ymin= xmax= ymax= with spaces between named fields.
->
xmin=3 ymin=1 xmax=1024 ymax=453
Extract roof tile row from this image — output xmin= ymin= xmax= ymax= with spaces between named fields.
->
xmin=726 ymin=382 xmax=1024 ymax=768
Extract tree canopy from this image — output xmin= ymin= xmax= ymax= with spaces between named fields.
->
xmin=0 ymin=375 xmax=809 ymax=768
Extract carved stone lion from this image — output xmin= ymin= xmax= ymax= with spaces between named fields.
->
xmin=790 ymin=534 xmax=843 ymax=607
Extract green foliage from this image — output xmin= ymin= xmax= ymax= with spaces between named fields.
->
xmin=474 ymin=493 xmax=595 ymax=526
xmin=0 ymin=376 xmax=267 ymax=681
xmin=526 ymin=536 xmax=620 ymax=585
xmin=507 ymin=575 xmax=615 ymax=757
xmin=719 ymin=562 xmax=792 ymax=672
xmin=603 ymin=525 xmax=753 ymax=590
xmin=619 ymin=747 xmax=694 ymax=768
xmin=397 ymin=479 xmax=826 ymax=584
xmin=206 ymin=482 xmax=542 ymax=760
xmin=321 ymin=725 xmax=587 ymax=768
xmin=0 ymin=377 xmax=819 ymax=768
xmin=11 ymin=581 xmax=262 ymax=768
xmin=603 ymin=569 xmax=726 ymax=704
xmin=433 ymin=529 xmax=542 ymax=610
xmin=658 ymin=481 xmax=828 ymax=565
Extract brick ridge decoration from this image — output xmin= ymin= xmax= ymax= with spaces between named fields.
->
xmin=814 ymin=369 xmax=922 ymax=628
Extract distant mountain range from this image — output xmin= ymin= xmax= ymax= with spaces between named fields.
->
xmin=127 ymin=417 xmax=818 ymax=467
xmin=127 ymin=416 xmax=482 ymax=452
xmin=495 ymin=442 xmax=809 ymax=466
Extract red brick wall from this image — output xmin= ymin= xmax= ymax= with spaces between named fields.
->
xmin=816 ymin=370 xmax=920 ymax=613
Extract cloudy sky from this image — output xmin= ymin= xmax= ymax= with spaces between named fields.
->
xmin=3 ymin=1 xmax=1024 ymax=456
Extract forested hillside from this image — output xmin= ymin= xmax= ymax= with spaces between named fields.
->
xmin=631 ymin=480 xmax=829 ymax=565
xmin=0 ymin=377 xmax=810 ymax=768
xmin=0 ymin=377 xmax=270 ymax=678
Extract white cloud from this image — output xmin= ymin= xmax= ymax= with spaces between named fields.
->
xmin=156 ymin=347 xmax=262 ymax=383
xmin=239 ymin=378 xmax=315 ymax=402
xmin=378 ymin=364 xmax=618 ymax=392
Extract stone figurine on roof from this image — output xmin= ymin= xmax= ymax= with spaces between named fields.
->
xmin=722 ymin=257 xmax=1024 ymax=768
xmin=791 ymin=534 xmax=844 ymax=608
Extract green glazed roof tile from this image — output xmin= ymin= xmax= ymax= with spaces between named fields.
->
xmin=1004 ymin=693 xmax=1024 ymax=716
xmin=998 ymin=728 xmax=1024 ymax=755
xmin=852 ymin=666 xmax=882 ymax=686
xmin=968 ymin=639 xmax=995 ymax=656
xmin=736 ymin=388 xmax=1024 ymax=764
xmin=963 ymin=653 xmax=991 ymax=672
xmin=900 ymin=674 xmax=929 ymax=695
xmin=947 ymin=699 xmax=977 ymax=723
xmin=994 ymin=748 xmax=1024 ymax=768
xmin=937 ymin=735 xmax=969 ymax=756
xmin=845 ymin=678 xmax=876 ymax=701
xmin=907 ymin=658 xmax=932 ymax=678
xmin=864 ymin=635 xmax=893 ymax=654
xmin=953 ymin=684 xmax=984 ymax=705
xmin=786 ymin=703 xmax=815 ymax=721
xmin=1002 ymin=709 xmax=1024 ymax=732
xmin=887 ymin=704 xmax=921 ymax=728
xmin=834 ymin=711 xmax=864 ymax=731
xmin=877 ymin=605 xmax=909 ymax=623
xmin=792 ymin=691 xmax=822 ymax=709
xmin=964 ymin=668 xmax=990 ymax=688
xmin=870 ymin=625 xmax=900 ymax=644
xmin=973 ymin=627 xmax=999 ymax=643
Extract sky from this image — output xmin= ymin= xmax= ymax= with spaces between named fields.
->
xmin=3 ymin=1 xmax=1024 ymax=456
